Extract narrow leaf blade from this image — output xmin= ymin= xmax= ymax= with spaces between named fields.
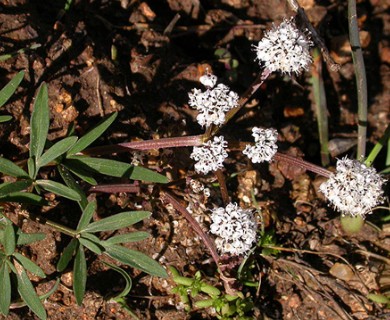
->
xmin=36 ymin=179 xmax=82 ymax=201
xmin=57 ymin=238 xmax=78 ymax=272
xmin=67 ymin=112 xmax=117 ymax=155
xmin=104 ymin=232 xmax=150 ymax=245
xmin=0 ymin=263 xmax=11 ymax=315
xmin=79 ymin=237 xmax=102 ymax=255
xmin=30 ymin=83 xmax=49 ymax=160
xmin=37 ymin=136 xmax=78 ymax=168
xmin=3 ymin=224 xmax=15 ymax=256
xmin=103 ymin=245 xmax=167 ymax=278
xmin=13 ymin=253 xmax=46 ymax=278
xmin=0 ymin=180 xmax=33 ymax=197
xmin=15 ymin=261 xmax=47 ymax=320
xmin=73 ymin=244 xmax=87 ymax=306
xmin=82 ymin=211 xmax=151 ymax=233
xmin=0 ymin=115 xmax=12 ymax=123
xmin=76 ymin=201 xmax=96 ymax=231
xmin=16 ymin=231 xmax=46 ymax=246
xmin=102 ymin=261 xmax=132 ymax=299
xmin=0 ymin=157 xmax=29 ymax=178
xmin=0 ymin=192 xmax=46 ymax=206
xmin=57 ymin=165 xmax=88 ymax=210
xmin=65 ymin=156 xmax=168 ymax=183
xmin=0 ymin=71 xmax=24 ymax=108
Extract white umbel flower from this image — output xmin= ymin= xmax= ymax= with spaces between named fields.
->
xmin=188 ymin=83 xmax=239 ymax=127
xmin=254 ymin=18 xmax=313 ymax=75
xmin=243 ymin=127 xmax=278 ymax=163
xmin=190 ymin=136 xmax=228 ymax=174
xmin=210 ymin=203 xmax=257 ymax=256
xmin=319 ymin=157 xmax=386 ymax=218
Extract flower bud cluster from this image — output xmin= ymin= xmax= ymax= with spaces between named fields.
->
xmin=319 ymin=157 xmax=386 ymax=218
xmin=210 ymin=203 xmax=257 ymax=255
xmin=243 ymin=127 xmax=278 ymax=163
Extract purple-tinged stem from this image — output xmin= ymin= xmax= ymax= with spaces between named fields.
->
xmin=274 ymin=152 xmax=332 ymax=178
xmin=210 ymin=69 xmax=271 ymax=137
xmin=215 ymin=169 xmax=230 ymax=205
xmin=118 ymin=135 xmax=205 ymax=150
xmin=160 ymin=191 xmax=220 ymax=266
xmin=82 ymin=135 xmax=205 ymax=156
xmin=88 ymin=183 xmax=140 ymax=194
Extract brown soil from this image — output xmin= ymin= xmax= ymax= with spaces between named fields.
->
xmin=0 ymin=0 xmax=389 ymax=319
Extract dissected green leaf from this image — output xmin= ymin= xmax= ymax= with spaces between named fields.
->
xmin=79 ymin=237 xmax=103 ymax=255
xmin=57 ymin=165 xmax=88 ymax=210
xmin=81 ymin=211 xmax=151 ymax=233
xmin=102 ymin=261 xmax=132 ymax=300
xmin=103 ymin=245 xmax=167 ymax=278
xmin=57 ymin=238 xmax=78 ymax=272
xmin=0 ymin=180 xmax=33 ymax=196
xmin=0 ymin=262 xmax=11 ymax=316
xmin=37 ymin=136 xmax=78 ymax=168
xmin=0 ymin=115 xmax=12 ymax=123
xmin=36 ymin=179 xmax=82 ymax=201
xmin=76 ymin=201 xmax=96 ymax=231
xmin=15 ymin=260 xmax=47 ymax=320
xmin=0 ymin=71 xmax=24 ymax=108
xmin=0 ymin=157 xmax=29 ymax=179
xmin=3 ymin=223 xmax=15 ymax=256
xmin=65 ymin=156 xmax=168 ymax=183
xmin=67 ymin=112 xmax=117 ymax=155
xmin=29 ymin=83 xmax=49 ymax=162
xmin=104 ymin=232 xmax=150 ymax=245
xmin=73 ymin=244 xmax=87 ymax=306
xmin=16 ymin=231 xmax=46 ymax=246
xmin=0 ymin=192 xmax=46 ymax=206
xmin=13 ymin=253 xmax=46 ymax=278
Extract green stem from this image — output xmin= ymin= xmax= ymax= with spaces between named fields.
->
xmin=311 ymin=47 xmax=330 ymax=166
xmin=364 ymin=124 xmax=390 ymax=167
xmin=348 ymin=0 xmax=368 ymax=159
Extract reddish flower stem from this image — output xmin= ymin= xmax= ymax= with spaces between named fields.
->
xmin=274 ymin=152 xmax=332 ymax=178
xmin=160 ymin=191 xmax=220 ymax=266
xmin=215 ymin=169 xmax=230 ymax=206
xmin=88 ymin=183 xmax=140 ymax=194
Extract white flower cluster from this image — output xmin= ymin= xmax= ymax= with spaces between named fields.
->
xmin=319 ymin=157 xmax=386 ymax=218
xmin=254 ymin=18 xmax=313 ymax=75
xmin=188 ymin=83 xmax=239 ymax=127
xmin=243 ymin=127 xmax=278 ymax=163
xmin=210 ymin=203 xmax=257 ymax=255
xmin=190 ymin=136 xmax=228 ymax=175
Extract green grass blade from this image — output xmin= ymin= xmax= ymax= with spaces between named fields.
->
xmin=0 ymin=192 xmax=46 ymax=206
xmin=73 ymin=244 xmax=87 ymax=306
xmin=57 ymin=165 xmax=88 ymax=210
xmin=82 ymin=211 xmax=151 ymax=233
xmin=0 ymin=157 xmax=29 ymax=178
xmin=0 ymin=180 xmax=33 ymax=196
xmin=15 ymin=260 xmax=47 ymax=320
xmin=103 ymin=245 xmax=167 ymax=278
xmin=76 ymin=201 xmax=96 ymax=231
xmin=0 ymin=262 xmax=11 ymax=315
xmin=30 ymin=83 xmax=49 ymax=161
xmin=104 ymin=232 xmax=150 ymax=245
xmin=57 ymin=238 xmax=78 ymax=272
xmin=36 ymin=179 xmax=82 ymax=201
xmin=13 ymin=253 xmax=46 ymax=278
xmin=102 ymin=261 xmax=132 ymax=299
xmin=0 ymin=71 xmax=24 ymax=108
xmin=0 ymin=115 xmax=12 ymax=123
xmin=66 ymin=156 xmax=168 ymax=183
xmin=37 ymin=136 xmax=78 ymax=168
xmin=67 ymin=112 xmax=117 ymax=155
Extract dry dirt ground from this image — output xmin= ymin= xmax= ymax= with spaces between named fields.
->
xmin=0 ymin=0 xmax=389 ymax=319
